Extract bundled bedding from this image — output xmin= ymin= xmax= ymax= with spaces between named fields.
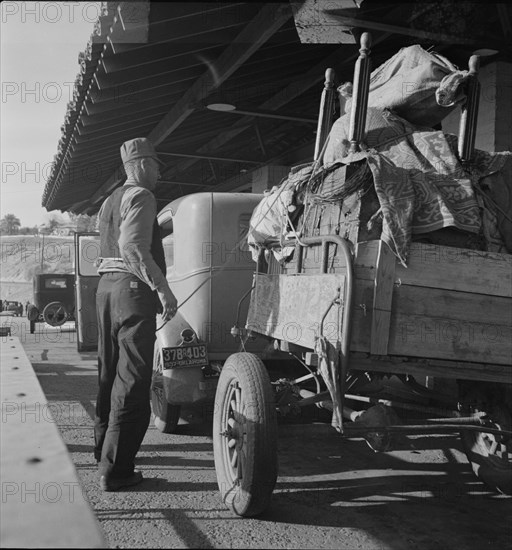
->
xmin=247 ymin=45 xmax=512 ymax=266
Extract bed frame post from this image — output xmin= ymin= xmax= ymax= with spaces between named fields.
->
xmin=458 ymin=54 xmax=481 ymax=164
xmin=314 ymin=68 xmax=336 ymax=162
xmin=349 ymin=32 xmax=372 ymax=153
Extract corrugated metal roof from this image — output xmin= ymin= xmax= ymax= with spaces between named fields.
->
xmin=42 ymin=1 xmax=512 ymax=214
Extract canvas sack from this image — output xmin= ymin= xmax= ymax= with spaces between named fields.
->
xmin=343 ymin=45 xmax=462 ymax=128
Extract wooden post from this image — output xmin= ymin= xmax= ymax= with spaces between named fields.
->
xmin=349 ymin=32 xmax=372 ymax=153
xmin=458 ymin=55 xmax=481 ymax=164
xmin=314 ymin=68 xmax=336 ymax=162
xmin=370 ymin=241 xmax=396 ymax=355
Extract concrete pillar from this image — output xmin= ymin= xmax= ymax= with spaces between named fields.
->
xmin=442 ymin=61 xmax=512 ymax=152
xmin=251 ymin=165 xmax=290 ymax=193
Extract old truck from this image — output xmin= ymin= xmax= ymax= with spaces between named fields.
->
xmin=205 ymin=35 xmax=512 ymax=517
xmin=26 ymin=273 xmax=76 ymax=332
xmin=70 ymin=34 xmax=510 ymax=518
xmin=150 ymin=192 xmax=268 ymax=431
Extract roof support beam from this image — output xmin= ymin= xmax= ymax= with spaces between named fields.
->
xmin=108 ymin=3 xmax=248 ymax=53
xmin=209 ymin=108 xmax=316 ymax=123
xmin=99 ymin=42 xmax=220 ymax=74
xmin=160 ymin=132 xmax=318 ymax=205
xmin=327 ymin=13 xmax=485 ymax=46
xmin=161 ymin=43 xmax=361 ymax=180
xmin=77 ymin=111 xmax=162 ymax=135
xmin=208 ymin=160 xmax=218 ymax=184
xmin=94 ymin=63 xmax=203 ymax=91
xmin=159 ymin=4 xmax=425 ymax=182
xmin=87 ymin=3 xmax=291 ymax=207
xmin=80 ymin=101 xmax=171 ymax=127
xmin=201 ymin=140 xmax=314 ymax=194
xmin=81 ymin=95 xmax=175 ymax=124
xmin=158 ymin=152 xmax=263 ymax=165
xmin=254 ymin=120 xmax=267 ymax=158
xmin=148 ymin=3 xmax=291 ymax=146
xmin=83 ymin=82 xmax=189 ymax=114
xmin=73 ymin=119 xmax=160 ymax=145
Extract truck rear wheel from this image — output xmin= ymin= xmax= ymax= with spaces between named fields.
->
xmin=43 ymin=302 xmax=68 ymax=326
xmin=213 ymin=353 xmax=277 ymax=517
xmin=151 ymin=345 xmax=181 ymax=434
xmin=459 ymin=384 xmax=512 ymax=495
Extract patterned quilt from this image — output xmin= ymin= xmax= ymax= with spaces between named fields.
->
xmin=322 ymin=107 xmax=510 ymax=265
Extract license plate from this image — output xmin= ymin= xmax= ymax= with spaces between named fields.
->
xmin=161 ymin=344 xmax=209 ymax=369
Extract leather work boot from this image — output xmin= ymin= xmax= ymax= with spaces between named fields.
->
xmin=99 ymin=470 xmax=144 ymax=492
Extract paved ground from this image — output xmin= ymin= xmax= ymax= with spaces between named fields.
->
xmin=12 ymin=325 xmax=512 ymax=549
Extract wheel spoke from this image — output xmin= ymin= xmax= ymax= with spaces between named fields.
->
xmin=230 ymin=449 xmax=238 ymax=468
xmin=228 ymin=438 xmax=237 ymax=449
xmin=227 ymin=417 xmax=236 ymax=428
xmin=235 ymin=387 xmax=242 ymax=412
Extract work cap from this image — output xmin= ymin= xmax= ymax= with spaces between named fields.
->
xmin=120 ymin=137 xmax=165 ymax=165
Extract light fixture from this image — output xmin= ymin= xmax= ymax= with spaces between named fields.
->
xmin=206 ymin=102 xmax=236 ymax=111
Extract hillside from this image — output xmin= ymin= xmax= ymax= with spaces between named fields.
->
xmin=0 ymin=235 xmax=74 ymax=303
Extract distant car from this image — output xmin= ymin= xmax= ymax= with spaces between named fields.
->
xmin=3 ymin=301 xmax=22 ymax=316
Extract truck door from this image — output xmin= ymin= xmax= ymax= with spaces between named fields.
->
xmin=74 ymin=232 xmax=100 ymax=351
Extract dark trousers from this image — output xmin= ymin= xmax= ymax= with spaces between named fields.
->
xmin=94 ymin=272 xmax=157 ymax=478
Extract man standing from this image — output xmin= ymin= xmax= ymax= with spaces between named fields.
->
xmin=94 ymin=137 xmax=178 ymax=491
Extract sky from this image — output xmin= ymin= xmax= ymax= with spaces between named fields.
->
xmin=1 ymin=1 xmax=102 ymax=227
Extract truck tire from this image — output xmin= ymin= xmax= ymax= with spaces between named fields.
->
xmin=151 ymin=346 xmax=181 ymax=434
xmin=43 ymin=302 xmax=68 ymax=326
xmin=459 ymin=383 xmax=512 ymax=495
xmin=213 ymin=353 xmax=277 ymax=517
